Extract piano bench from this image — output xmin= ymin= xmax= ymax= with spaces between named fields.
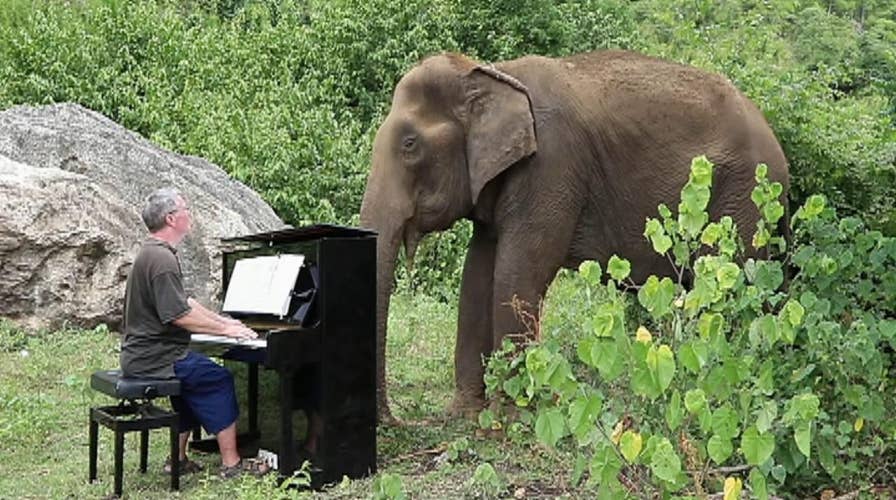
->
xmin=88 ymin=370 xmax=182 ymax=498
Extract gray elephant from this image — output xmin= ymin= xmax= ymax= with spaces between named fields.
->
xmin=360 ymin=50 xmax=789 ymax=422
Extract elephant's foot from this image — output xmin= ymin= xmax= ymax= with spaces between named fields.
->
xmin=446 ymin=392 xmax=486 ymax=420
xmin=377 ymin=396 xmax=401 ymax=426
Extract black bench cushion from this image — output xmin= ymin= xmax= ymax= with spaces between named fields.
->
xmin=91 ymin=370 xmax=181 ymax=399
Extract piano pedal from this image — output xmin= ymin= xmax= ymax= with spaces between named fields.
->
xmin=257 ymin=448 xmax=279 ymax=470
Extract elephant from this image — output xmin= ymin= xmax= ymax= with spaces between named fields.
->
xmin=359 ymin=49 xmax=789 ymax=422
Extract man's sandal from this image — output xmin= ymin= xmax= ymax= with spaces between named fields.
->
xmin=219 ymin=458 xmax=271 ymax=479
xmin=163 ymin=456 xmax=204 ymax=475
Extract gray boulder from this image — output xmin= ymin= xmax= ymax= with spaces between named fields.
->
xmin=0 ymin=103 xmax=285 ymax=331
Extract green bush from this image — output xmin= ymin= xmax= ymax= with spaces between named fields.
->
xmin=483 ymin=157 xmax=896 ymax=496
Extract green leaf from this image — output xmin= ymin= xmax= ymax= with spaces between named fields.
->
xmin=750 ymin=468 xmax=769 ymax=500
xmin=649 ymin=438 xmax=682 ymax=483
xmin=752 ymin=223 xmax=770 ymax=248
xmin=698 ymin=312 xmax=725 ymax=339
xmin=741 ymin=425 xmax=775 ymax=466
xmin=681 ymin=182 xmax=711 ymax=212
xmin=637 ymin=275 xmax=676 ymax=319
xmin=568 ymin=394 xmax=603 ymax=443
xmin=701 ymin=222 xmax=723 ymax=246
xmin=590 ymin=339 xmax=623 ymax=380
xmin=373 ymin=473 xmax=407 ymax=500
xmin=678 ymin=341 xmax=708 ymax=374
xmin=619 ymin=430 xmax=643 ymax=463
xmin=770 ymin=464 xmax=787 ymax=483
xmin=644 ymin=218 xmax=673 ymax=254
xmin=752 ymin=261 xmax=784 ymax=290
xmin=646 ymin=344 xmax=676 ymax=394
xmin=755 ymin=163 xmax=768 ymax=182
xmin=590 ymin=442 xmax=622 ymax=486
xmin=607 ymin=255 xmax=631 ymax=281
xmin=711 ymin=405 xmax=740 ymax=440
xmin=571 ymin=454 xmax=587 ymax=486
xmin=578 ymin=260 xmax=602 ymax=283
xmin=684 ymin=389 xmax=707 ymax=415
xmin=665 ymin=390 xmax=683 ymax=431
xmin=502 ymin=375 xmax=524 ymax=400
xmin=794 ymin=422 xmax=812 ymax=459
xmin=631 ymin=362 xmax=659 ymax=400
xmin=471 ymin=463 xmax=502 ymax=492
xmin=762 ymin=201 xmax=784 ymax=224
xmin=690 ymin=156 xmax=714 ymax=186
xmin=782 ymin=300 xmax=805 ymax=327
xmin=478 ymin=409 xmax=495 ymax=430
xmin=716 ymin=262 xmax=741 ymax=290
xmin=535 ymin=407 xmax=567 ymax=448
xmin=756 ymin=401 xmax=778 ymax=434
xmin=797 ymin=194 xmax=826 ymax=220
xmin=784 ymin=393 xmax=821 ymax=423
xmin=577 ymin=337 xmax=595 ymax=366
xmin=678 ymin=207 xmax=708 ymax=237
xmin=591 ymin=302 xmax=624 ymax=339
xmin=707 ymin=435 xmax=733 ymax=464
xmin=749 ymin=315 xmax=778 ymax=347
xmin=591 ymin=311 xmax=616 ymax=338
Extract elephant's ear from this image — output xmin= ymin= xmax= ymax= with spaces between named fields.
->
xmin=464 ymin=65 xmax=537 ymax=204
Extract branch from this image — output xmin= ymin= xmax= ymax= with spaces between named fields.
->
xmin=382 ymin=444 xmax=447 ymax=466
xmin=691 ymin=464 xmax=753 ymax=475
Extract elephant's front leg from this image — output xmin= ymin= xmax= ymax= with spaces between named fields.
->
xmin=491 ymin=235 xmax=564 ymax=353
xmin=448 ymin=222 xmax=496 ymax=417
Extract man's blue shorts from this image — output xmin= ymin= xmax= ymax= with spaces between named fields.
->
xmin=170 ymin=351 xmax=239 ymax=434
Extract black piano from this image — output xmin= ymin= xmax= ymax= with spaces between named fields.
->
xmin=189 ymin=224 xmax=377 ymax=487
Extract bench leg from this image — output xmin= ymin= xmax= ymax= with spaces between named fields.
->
xmin=170 ymin=423 xmax=180 ymax=491
xmin=88 ymin=413 xmax=98 ymax=482
xmin=114 ymin=430 xmax=124 ymax=498
xmin=139 ymin=429 xmax=149 ymax=473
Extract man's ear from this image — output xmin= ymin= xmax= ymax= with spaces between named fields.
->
xmin=463 ymin=65 xmax=537 ymax=204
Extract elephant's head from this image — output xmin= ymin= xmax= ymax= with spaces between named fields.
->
xmin=360 ymin=53 xmax=537 ymax=419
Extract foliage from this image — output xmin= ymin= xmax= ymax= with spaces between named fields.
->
xmin=372 ymin=472 xmax=407 ymax=500
xmin=483 ymin=157 xmax=896 ymax=496
xmin=468 ymin=462 xmax=505 ymax=498
xmin=2 ymin=0 xmax=894 ymax=298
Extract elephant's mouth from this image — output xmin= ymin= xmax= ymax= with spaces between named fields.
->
xmin=402 ymin=224 xmax=421 ymax=271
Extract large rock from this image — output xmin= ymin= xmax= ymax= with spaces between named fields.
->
xmin=0 ymin=103 xmax=285 ymax=331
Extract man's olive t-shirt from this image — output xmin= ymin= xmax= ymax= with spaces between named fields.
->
xmin=120 ymin=238 xmax=192 ymax=378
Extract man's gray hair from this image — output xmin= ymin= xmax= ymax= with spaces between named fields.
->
xmin=142 ymin=187 xmax=181 ymax=232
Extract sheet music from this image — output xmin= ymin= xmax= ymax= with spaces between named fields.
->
xmin=222 ymin=254 xmax=304 ymax=316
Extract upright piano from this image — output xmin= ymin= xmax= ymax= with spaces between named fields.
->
xmin=189 ymin=224 xmax=377 ymax=486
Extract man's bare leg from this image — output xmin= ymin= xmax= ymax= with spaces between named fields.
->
xmin=216 ymin=422 xmax=241 ymax=467
xmin=178 ymin=431 xmax=190 ymax=460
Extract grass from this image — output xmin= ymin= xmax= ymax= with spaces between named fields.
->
xmin=0 ymin=284 xmax=592 ymax=499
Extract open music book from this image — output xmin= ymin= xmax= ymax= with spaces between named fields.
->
xmin=222 ymin=254 xmax=304 ymax=317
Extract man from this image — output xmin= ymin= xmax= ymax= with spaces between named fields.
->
xmin=120 ymin=187 xmax=268 ymax=478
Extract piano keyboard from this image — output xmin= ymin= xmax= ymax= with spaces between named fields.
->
xmin=190 ymin=333 xmax=267 ymax=349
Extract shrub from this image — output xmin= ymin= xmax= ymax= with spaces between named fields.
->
xmin=483 ymin=157 xmax=896 ymax=496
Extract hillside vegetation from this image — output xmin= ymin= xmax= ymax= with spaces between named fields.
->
xmin=1 ymin=0 xmax=894 ymax=294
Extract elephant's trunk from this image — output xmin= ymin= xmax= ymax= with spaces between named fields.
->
xmin=360 ymin=183 xmax=414 ymax=424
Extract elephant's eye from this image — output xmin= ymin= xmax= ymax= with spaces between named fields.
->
xmin=401 ymin=135 xmax=417 ymax=152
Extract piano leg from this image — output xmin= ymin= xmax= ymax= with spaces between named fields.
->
xmin=248 ymin=362 xmax=258 ymax=436
xmin=279 ymin=370 xmax=297 ymax=476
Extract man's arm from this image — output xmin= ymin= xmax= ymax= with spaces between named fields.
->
xmin=186 ymin=298 xmax=242 ymax=326
xmin=173 ymin=300 xmax=256 ymax=340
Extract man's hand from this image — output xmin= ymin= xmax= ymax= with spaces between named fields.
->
xmin=221 ymin=316 xmax=244 ymax=326
xmin=222 ymin=322 xmax=257 ymax=340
